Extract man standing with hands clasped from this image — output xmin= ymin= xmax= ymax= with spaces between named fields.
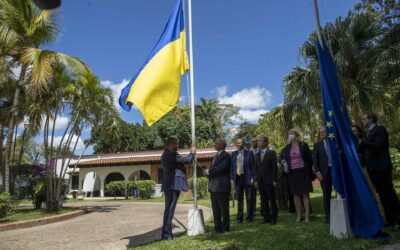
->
xmin=161 ymin=137 xmax=196 ymax=240
xmin=204 ymin=138 xmax=232 ymax=233
xmin=231 ymin=138 xmax=255 ymax=223
xmin=255 ymin=136 xmax=278 ymax=225
xmin=313 ymin=126 xmax=333 ymax=224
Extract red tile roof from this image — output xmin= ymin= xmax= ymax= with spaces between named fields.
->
xmin=70 ymin=147 xmax=237 ymax=168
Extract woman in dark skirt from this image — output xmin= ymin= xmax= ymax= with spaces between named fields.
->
xmin=280 ymin=129 xmax=313 ymax=222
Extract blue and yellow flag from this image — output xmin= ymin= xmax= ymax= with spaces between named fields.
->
xmin=119 ymin=0 xmax=189 ymax=126
xmin=317 ymin=39 xmax=385 ymax=239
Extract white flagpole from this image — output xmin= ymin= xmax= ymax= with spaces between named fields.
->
xmin=186 ymin=0 xmax=205 ymax=236
xmin=187 ymin=0 xmax=198 ymax=210
xmin=312 ymin=0 xmax=324 ymax=48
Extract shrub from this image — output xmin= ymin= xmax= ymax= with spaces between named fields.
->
xmin=32 ymin=177 xmax=46 ymax=209
xmin=391 ymin=149 xmax=400 ymax=180
xmin=106 ymin=181 xmax=135 ymax=199
xmin=30 ymin=176 xmax=69 ymax=209
xmin=0 ymin=192 xmax=13 ymax=218
xmin=188 ymin=177 xmax=209 ymax=199
xmin=135 ymin=180 xmax=155 ymax=199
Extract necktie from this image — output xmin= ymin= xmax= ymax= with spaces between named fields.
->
xmin=237 ymin=152 xmax=242 ymax=176
xmin=261 ymin=150 xmax=265 ymax=161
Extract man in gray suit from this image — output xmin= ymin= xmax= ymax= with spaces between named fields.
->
xmin=313 ymin=126 xmax=333 ymax=224
xmin=205 ymin=138 xmax=232 ymax=233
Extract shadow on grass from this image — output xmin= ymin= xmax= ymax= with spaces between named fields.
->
xmin=122 ymin=221 xmax=185 ymax=249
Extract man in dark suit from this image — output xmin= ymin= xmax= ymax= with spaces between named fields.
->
xmin=313 ymin=126 xmax=333 ymax=224
xmin=161 ymin=138 xmax=196 ymax=240
xmin=205 ymin=138 xmax=232 ymax=233
xmin=250 ymin=138 xmax=260 ymax=218
xmin=231 ymin=138 xmax=255 ymax=223
xmin=255 ymin=136 xmax=278 ymax=224
xmin=360 ymin=113 xmax=400 ymax=231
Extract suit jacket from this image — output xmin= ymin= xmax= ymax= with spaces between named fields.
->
xmin=313 ymin=140 xmax=330 ymax=178
xmin=361 ymin=125 xmax=392 ymax=171
xmin=161 ymin=148 xmax=194 ymax=192
xmin=231 ymin=149 xmax=254 ymax=185
xmin=208 ymin=150 xmax=232 ymax=193
xmin=255 ymin=148 xmax=278 ymax=186
xmin=280 ymin=142 xmax=313 ymax=175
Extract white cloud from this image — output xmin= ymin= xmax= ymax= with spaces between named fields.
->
xmin=216 ymin=85 xmax=228 ymax=98
xmin=101 ymin=79 xmax=130 ymax=112
xmin=51 ymin=134 xmax=85 ymax=151
xmin=232 ymin=109 xmax=269 ymax=124
xmin=179 ymin=96 xmax=186 ymax=104
xmin=218 ymin=86 xmax=273 ymax=110
xmin=215 ymin=85 xmax=273 ymax=125
xmin=53 ymin=116 xmax=69 ymax=130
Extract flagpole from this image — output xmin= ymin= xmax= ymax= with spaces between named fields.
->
xmin=312 ymin=0 xmax=324 ymax=48
xmin=186 ymin=0 xmax=205 ymax=236
xmin=187 ymin=0 xmax=198 ymax=210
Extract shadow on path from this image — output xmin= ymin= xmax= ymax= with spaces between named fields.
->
xmin=122 ymin=218 xmax=188 ymax=249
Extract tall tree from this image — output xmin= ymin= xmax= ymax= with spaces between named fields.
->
xmin=0 ymin=0 xmax=89 ymax=193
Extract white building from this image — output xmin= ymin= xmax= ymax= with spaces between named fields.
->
xmin=57 ymin=147 xmax=235 ymax=197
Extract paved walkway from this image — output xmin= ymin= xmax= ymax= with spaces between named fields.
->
xmin=0 ymin=202 xmax=212 ymax=250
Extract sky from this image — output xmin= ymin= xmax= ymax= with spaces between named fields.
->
xmin=40 ymin=0 xmax=359 ymax=154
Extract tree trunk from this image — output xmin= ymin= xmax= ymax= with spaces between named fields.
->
xmin=4 ymin=66 xmax=26 ymax=193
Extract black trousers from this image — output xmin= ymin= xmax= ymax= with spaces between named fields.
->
xmin=368 ymin=168 xmax=400 ymax=225
xmin=162 ymin=190 xmax=180 ymax=239
xmin=259 ymin=180 xmax=278 ymax=221
xmin=320 ymin=169 xmax=332 ymax=221
xmin=211 ymin=192 xmax=230 ymax=232
xmin=285 ymin=175 xmax=295 ymax=212
xmin=235 ymin=175 xmax=252 ymax=220
xmin=249 ymin=185 xmax=257 ymax=218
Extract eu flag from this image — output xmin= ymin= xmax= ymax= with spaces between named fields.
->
xmin=317 ymin=39 xmax=384 ymax=238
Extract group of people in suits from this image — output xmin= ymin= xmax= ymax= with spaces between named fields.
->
xmin=160 ymin=112 xmax=400 ymax=239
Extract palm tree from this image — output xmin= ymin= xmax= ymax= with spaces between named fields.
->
xmin=276 ymin=11 xmax=392 ymax=137
xmin=0 ymin=0 xmax=89 ymax=193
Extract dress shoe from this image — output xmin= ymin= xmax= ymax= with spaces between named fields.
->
xmin=246 ymin=217 xmax=253 ymax=223
xmin=270 ymin=219 xmax=277 ymax=225
xmin=260 ymin=219 xmax=271 ymax=224
xmin=236 ymin=219 xmax=243 ymax=224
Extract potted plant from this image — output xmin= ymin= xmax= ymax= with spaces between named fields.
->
xmin=76 ymin=191 xmax=86 ymax=199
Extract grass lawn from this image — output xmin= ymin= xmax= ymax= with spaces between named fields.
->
xmin=134 ymin=188 xmax=400 ymax=250
xmin=0 ymin=207 xmax=77 ymax=224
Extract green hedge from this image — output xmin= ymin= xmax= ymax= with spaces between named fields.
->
xmin=106 ymin=181 xmax=135 ymax=199
xmin=0 ymin=192 xmax=13 ymax=218
xmin=135 ymin=180 xmax=155 ymax=199
xmin=188 ymin=177 xmax=209 ymax=199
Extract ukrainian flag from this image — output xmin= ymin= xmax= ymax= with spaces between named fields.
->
xmin=119 ymin=0 xmax=189 ymax=126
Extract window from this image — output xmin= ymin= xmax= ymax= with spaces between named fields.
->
xmin=71 ymin=174 xmax=79 ymax=190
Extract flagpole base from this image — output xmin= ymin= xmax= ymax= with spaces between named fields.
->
xmin=330 ymin=198 xmax=354 ymax=239
xmin=187 ymin=208 xmax=205 ymax=236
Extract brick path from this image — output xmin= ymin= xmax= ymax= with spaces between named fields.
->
xmin=0 ymin=202 xmax=211 ymax=250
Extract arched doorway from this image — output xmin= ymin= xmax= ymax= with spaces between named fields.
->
xmin=104 ymin=172 xmax=125 ymax=197
xmin=129 ymin=170 xmax=151 ymax=181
